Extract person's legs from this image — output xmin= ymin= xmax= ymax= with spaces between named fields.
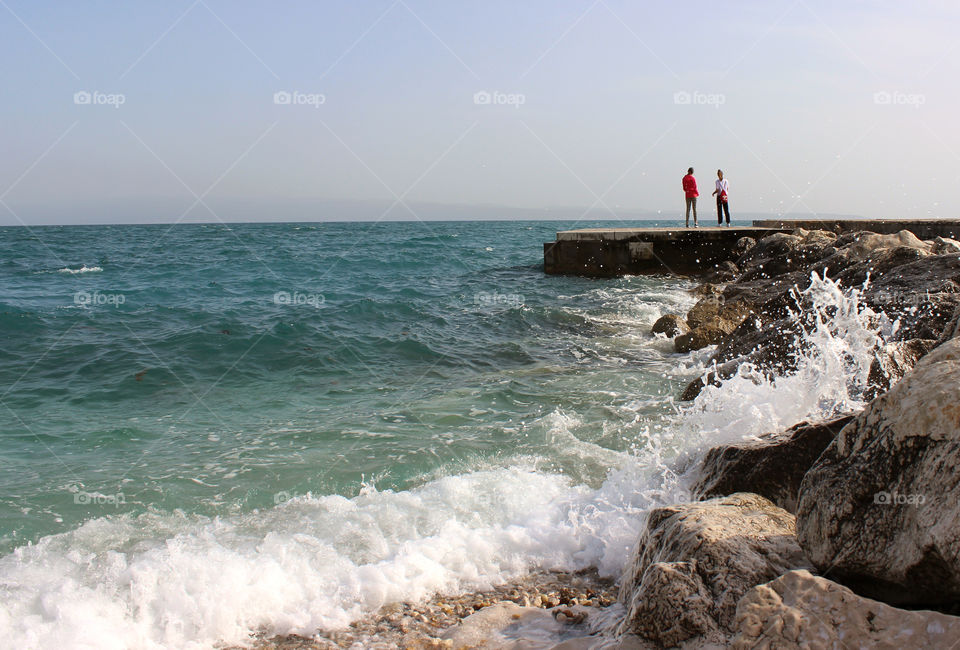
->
xmin=723 ymin=201 xmax=731 ymax=224
xmin=685 ymin=197 xmax=691 ymax=226
xmin=692 ymin=197 xmax=697 ymax=226
xmin=717 ymin=197 xmax=722 ymax=225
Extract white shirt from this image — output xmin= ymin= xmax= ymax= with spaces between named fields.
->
xmin=716 ymin=178 xmax=729 ymax=194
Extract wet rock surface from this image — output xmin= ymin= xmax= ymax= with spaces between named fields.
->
xmin=651 ymin=313 xmax=689 ymax=338
xmin=693 ymin=416 xmax=854 ymax=513
xmin=618 ymin=493 xmax=810 ymax=646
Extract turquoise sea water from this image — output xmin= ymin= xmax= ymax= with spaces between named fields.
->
xmin=8 ymin=218 xmax=854 ymax=649
xmin=0 ymin=220 xmax=706 ymax=547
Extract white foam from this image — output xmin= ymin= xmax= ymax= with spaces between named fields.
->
xmin=57 ymin=266 xmax=103 ymax=274
xmin=0 ymin=460 xmax=662 ymax=649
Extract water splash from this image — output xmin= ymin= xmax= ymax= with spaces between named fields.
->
xmin=682 ymin=271 xmax=892 ymax=447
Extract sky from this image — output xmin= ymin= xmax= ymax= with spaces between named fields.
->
xmin=1 ymin=0 xmax=958 ymax=225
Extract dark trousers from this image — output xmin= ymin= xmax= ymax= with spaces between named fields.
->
xmin=717 ymin=197 xmax=730 ymax=224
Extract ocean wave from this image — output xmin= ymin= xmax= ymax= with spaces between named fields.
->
xmin=0 ymin=462 xmax=665 ymax=649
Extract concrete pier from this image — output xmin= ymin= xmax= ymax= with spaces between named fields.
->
xmin=544 ymin=219 xmax=960 ymax=277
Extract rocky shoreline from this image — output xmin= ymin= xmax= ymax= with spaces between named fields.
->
xmin=244 ymin=226 xmax=960 ymax=648
xmin=632 ymin=226 xmax=960 ymax=647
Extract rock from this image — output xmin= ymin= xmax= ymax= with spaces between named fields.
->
xmin=693 ymin=416 xmax=854 ymax=513
xmin=938 ymin=304 xmax=960 ymax=345
xmin=676 ymin=296 xmax=756 ymax=353
xmin=705 ymin=260 xmax=739 ymax=283
xmin=618 ymin=493 xmax=811 ymax=645
xmin=674 ymin=324 xmax=729 ymax=353
xmin=829 ymin=230 xmax=932 ymax=262
xmin=865 ymin=338 xmax=936 ymax=401
xmin=441 ymin=602 xmax=598 ymax=649
xmin=686 ymin=295 xmax=754 ymax=331
xmin=711 ymin=314 xmax=803 ymax=368
xmin=692 ymin=282 xmax=724 ymax=298
xmin=686 ymin=295 xmax=724 ymax=330
xmin=736 ymin=230 xmax=838 ymax=282
xmin=732 ymin=570 xmax=960 ymax=649
xmin=651 ymin=314 xmax=689 ymax=338
xmin=679 ymin=358 xmax=741 ymax=401
xmin=934 ymin=236 xmax=960 ymax=255
xmin=797 ymin=338 xmax=960 ymax=605
xmin=859 ymin=254 xmax=960 ymax=340
xmin=734 ymin=236 xmax=756 ymax=257
xmin=622 ymin=560 xmax=716 ymax=646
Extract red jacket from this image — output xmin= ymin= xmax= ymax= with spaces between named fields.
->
xmin=682 ymin=174 xmax=698 ymax=198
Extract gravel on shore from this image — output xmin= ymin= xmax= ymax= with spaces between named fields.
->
xmin=221 ymin=569 xmax=618 ymax=650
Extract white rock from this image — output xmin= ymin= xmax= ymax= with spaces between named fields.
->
xmin=732 ymin=570 xmax=960 ymax=649
xmin=797 ymin=338 xmax=960 ymax=604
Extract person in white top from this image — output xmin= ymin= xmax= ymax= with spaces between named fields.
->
xmin=712 ymin=170 xmax=731 ymax=226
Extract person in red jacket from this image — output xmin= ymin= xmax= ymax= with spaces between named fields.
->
xmin=682 ymin=167 xmax=699 ymax=227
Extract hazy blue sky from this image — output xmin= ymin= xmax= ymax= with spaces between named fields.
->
xmin=1 ymin=0 xmax=958 ymax=224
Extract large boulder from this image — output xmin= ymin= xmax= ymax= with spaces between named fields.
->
xmin=618 ymin=493 xmax=810 ymax=646
xmin=864 ymin=338 xmax=936 ymax=401
xmin=651 ymin=313 xmax=689 ymax=338
xmin=675 ymin=296 xmax=755 ymax=353
xmin=797 ymin=338 xmax=960 ymax=605
xmin=850 ymin=252 xmax=960 ymax=341
xmin=693 ymin=416 xmax=854 ymax=513
xmin=732 ymin=570 xmax=960 ymax=649
xmin=674 ymin=324 xmax=729 ymax=353
xmin=685 ymin=295 xmax=753 ymax=331
xmin=837 ymin=229 xmax=932 ymax=258
xmin=934 ymin=236 xmax=960 ymax=255
xmin=704 ymin=260 xmax=739 ymax=283
xmin=939 ymin=304 xmax=960 ymax=345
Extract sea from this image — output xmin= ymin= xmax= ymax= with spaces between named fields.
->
xmin=0 ymin=220 xmax=886 ymax=649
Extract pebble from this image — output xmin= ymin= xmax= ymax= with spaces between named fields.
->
xmin=230 ymin=570 xmax=618 ymax=649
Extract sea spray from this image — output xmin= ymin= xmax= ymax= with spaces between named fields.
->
xmin=681 ymin=271 xmax=891 ymax=449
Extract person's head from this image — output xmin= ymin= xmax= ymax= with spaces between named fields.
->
xmin=687 ymin=167 xmax=694 ymax=174
xmin=717 ymin=169 xmax=724 ymax=179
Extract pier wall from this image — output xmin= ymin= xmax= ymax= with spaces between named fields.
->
xmin=544 ymin=219 xmax=960 ymax=277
